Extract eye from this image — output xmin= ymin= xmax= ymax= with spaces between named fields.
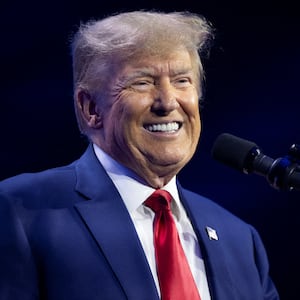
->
xmin=173 ymin=77 xmax=192 ymax=88
xmin=130 ymin=79 xmax=154 ymax=91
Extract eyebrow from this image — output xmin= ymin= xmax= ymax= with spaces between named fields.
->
xmin=120 ymin=67 xmax=194 ymax=82
xmin=125 ymin=69 xmax=155 ymax=80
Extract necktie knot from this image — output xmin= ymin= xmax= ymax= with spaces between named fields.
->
xmin=144 ymin=189 xmax=172 ymax=213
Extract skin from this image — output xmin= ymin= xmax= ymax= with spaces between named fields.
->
xmin=77 ymin=49 xmax=202 ymax=188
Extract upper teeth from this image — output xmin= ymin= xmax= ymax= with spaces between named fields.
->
xmin=146 ymin=122 xmax=180 ymax=132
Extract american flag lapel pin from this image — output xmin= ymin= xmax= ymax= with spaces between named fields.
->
xmin=205 ymin=226 xmax=219 ymax=241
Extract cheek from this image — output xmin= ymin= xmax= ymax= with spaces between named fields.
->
xmin=108 ymin=100 xmax=142 ymax=141
xmin=182 ymin=92 xmax=201 ymax=121
xmin=184 ymin=94 xmax=201 ymax=141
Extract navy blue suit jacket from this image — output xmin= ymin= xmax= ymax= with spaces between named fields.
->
xmin=0 ymin=145 xmax=279 ymax=299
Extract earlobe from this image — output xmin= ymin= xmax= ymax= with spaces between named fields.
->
xmin=76 ymin=89 xmax=102 ymax=129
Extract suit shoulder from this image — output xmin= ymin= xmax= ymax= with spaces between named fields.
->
xmin=0 ymin=163 xmax=78 ymax=205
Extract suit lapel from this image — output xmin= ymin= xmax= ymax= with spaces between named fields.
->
xmin=179 ymin=186 xmax=239 ymax=300
xmin=73 ymin=146 xmax=159 ymax=300
xmin=72 ymin=146 xmax=240 ymax=299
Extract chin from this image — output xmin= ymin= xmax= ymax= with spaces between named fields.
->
xmin=150 ymin=155 xmax=189 ymax=172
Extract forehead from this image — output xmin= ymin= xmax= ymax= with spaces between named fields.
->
xmin=116 ymin=49 xmax=195 ymax=78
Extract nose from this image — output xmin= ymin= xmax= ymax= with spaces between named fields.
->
xmin=151 ymin=82 xmax=179 ymax=115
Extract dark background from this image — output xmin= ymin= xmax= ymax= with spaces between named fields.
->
xmin=1 ymin=1 xmax=299 ymax=299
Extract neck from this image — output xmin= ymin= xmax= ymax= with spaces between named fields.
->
xmin=127 ymin=160 xmax=180 ymax=189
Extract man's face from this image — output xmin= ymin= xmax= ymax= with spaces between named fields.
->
xmin=95 ymin=50 xmax=201 ymax=187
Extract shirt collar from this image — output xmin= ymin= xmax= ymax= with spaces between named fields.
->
xmin=93 ymin=144 xmax=182 ymax=219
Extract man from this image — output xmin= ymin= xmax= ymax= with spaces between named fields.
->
xmin=0 ymin=11 xmax=279 ymax=299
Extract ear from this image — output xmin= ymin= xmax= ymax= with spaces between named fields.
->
xmin=76 ymin=89 xmax=102 ymax=129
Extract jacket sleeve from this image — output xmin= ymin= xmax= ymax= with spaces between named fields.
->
xmin=0 ymin=193 xmax=39 ymax=299
xmin=250 ymin=225 xmax=280 ymax=300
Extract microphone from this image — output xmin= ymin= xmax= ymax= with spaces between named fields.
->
xmin=211 ymin=133 xmax=300 ymax=191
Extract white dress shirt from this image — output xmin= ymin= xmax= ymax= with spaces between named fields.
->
xmin=93 ymin=144 xmax=211 ymax=299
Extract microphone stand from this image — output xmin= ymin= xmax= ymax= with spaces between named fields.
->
xmin=265 ymin=144 xmax=300 ymax=191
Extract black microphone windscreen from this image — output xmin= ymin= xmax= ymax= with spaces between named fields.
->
xmin=211 ymin=133 xmax=258 ymax=172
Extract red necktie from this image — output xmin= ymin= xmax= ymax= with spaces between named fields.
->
xmin=144 ymin=189 xmax=201 ymax=300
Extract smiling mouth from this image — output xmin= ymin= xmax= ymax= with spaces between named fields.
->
xmin=144 ymin=122 xmax=181 ymax=133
